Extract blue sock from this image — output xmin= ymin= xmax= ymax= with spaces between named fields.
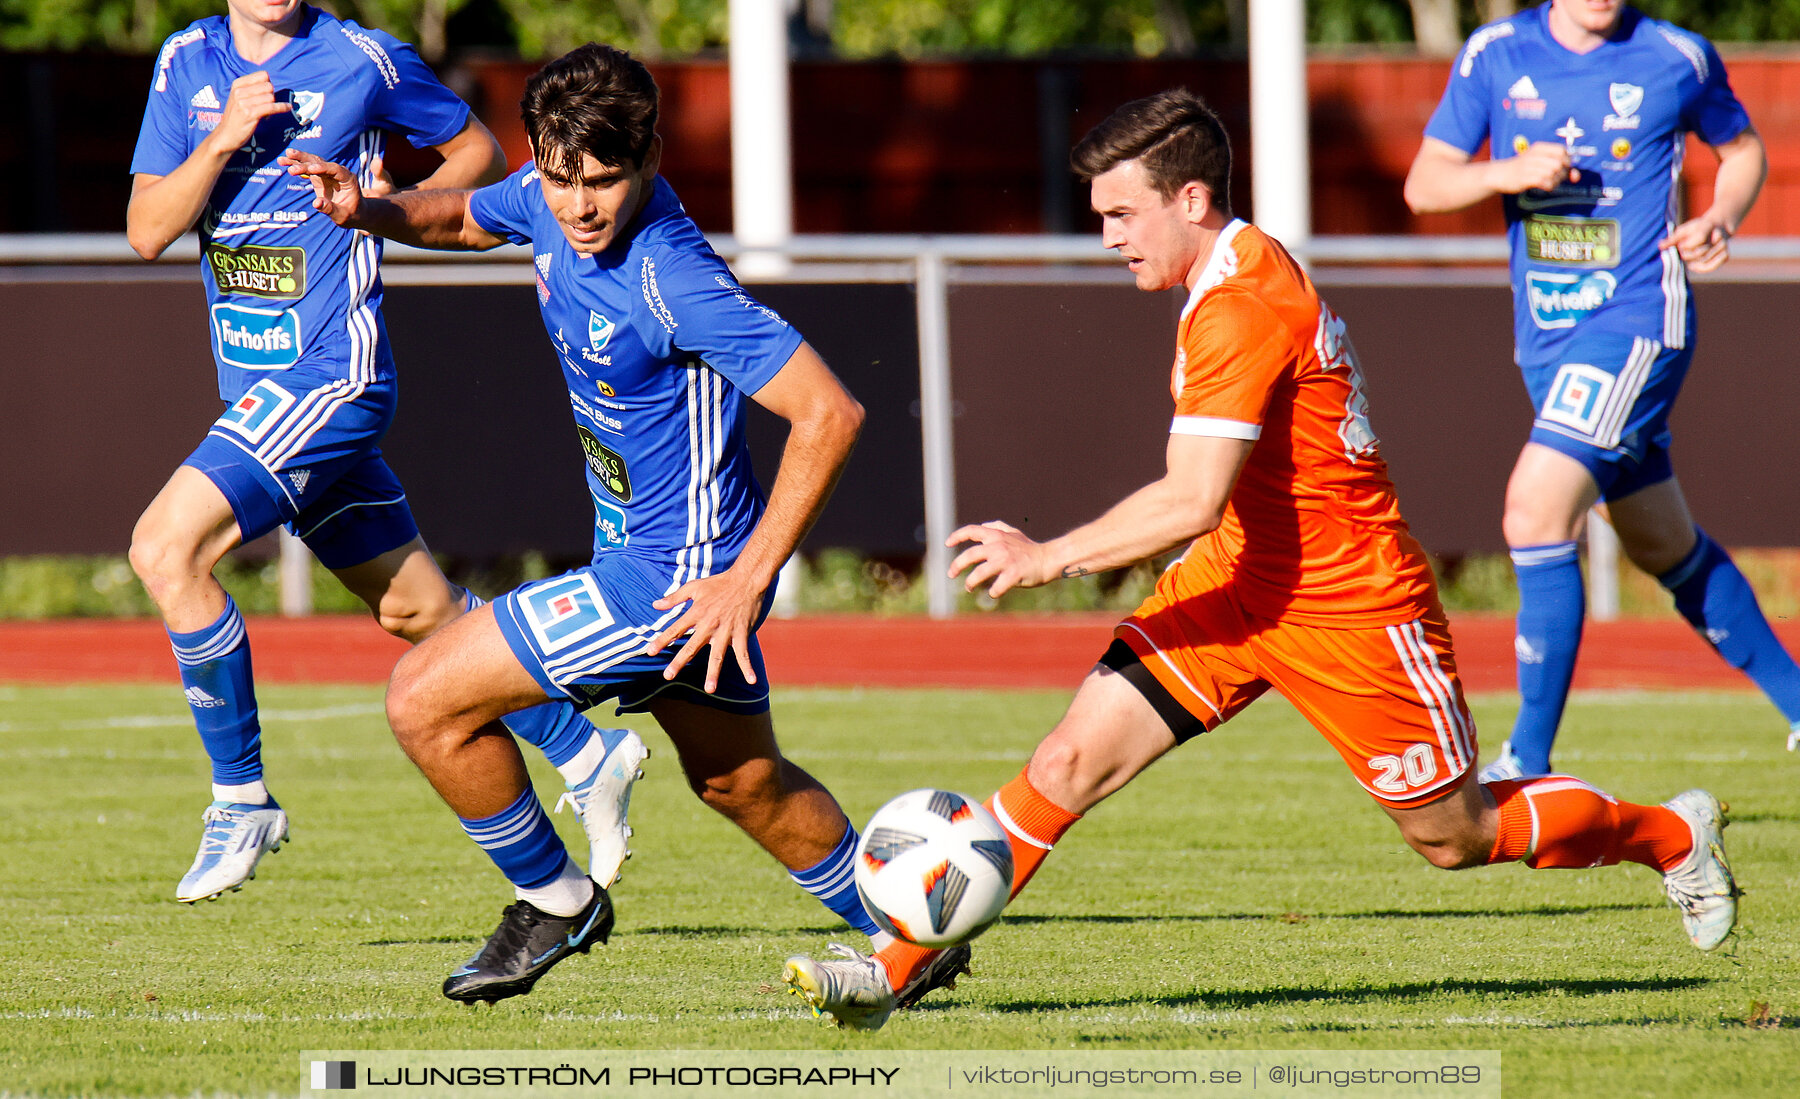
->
xmin=790 ymin=824 xmax=881 ymax=938
xmin=168 ymin=595 xmax=263 ymax=787
xmin=458 ymin=786 xmax=571 ymax=890
xmin=1509 ymin=542 xmax=1584 ymax=774
xmin=459 ymin=587 xmax=616 ymax=767
xmin=1661 ymin=528 xmax=1800 ymax=724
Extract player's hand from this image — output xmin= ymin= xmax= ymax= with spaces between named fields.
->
xmin=364 ymin=153 xmax=399 ymax=198
xmin=206 ymin=71 xmax=291 ymax=155
xmin=947 ymin=520 xmax=1054 ymax=599
xmin=279 ymin=149 xmax=364 ymax=226
xmin=1660 ymin=215 xmax=1732 ymax=273
xmin=646 ymin=569 xmax=763 ymax=694
xmin=1493 ymin=141 xmax=1577 ymax=194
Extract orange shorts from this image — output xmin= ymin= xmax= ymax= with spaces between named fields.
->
xmin=1115 ymin=558 xmax=1478 ymax=807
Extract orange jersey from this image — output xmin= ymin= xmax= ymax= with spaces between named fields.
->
xmin=1172 ymin=221 xmax=1437 ymax=627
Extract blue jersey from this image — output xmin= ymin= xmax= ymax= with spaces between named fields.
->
xmin=1424 ymin=3 xmax=1749 ymax=366
xmin=469 ymin=169 xmax=803 ymax=579
xmin=131 ymin=6 xmax=470 ymax=403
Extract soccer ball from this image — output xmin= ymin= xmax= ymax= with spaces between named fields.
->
xmin=854 ymin=788 xmax=1014 ymax=947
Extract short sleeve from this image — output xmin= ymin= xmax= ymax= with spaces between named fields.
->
xmin=130 ymin=48 xmax=191 ymax=177
xmin=1422 ymin=30 xmax=1498 ymax=155
xmin=468 ymin=165 xmax=541 ymax=246
xmin=1171 ymin=290 xmax=1290 ymax=440
xmin=1682 ymin=36 xmax=1751 ymax=147
xmin=635 ymin=248 xmax=804 ymax=395
xmin=364 ymin=30 xmax=470 ymax=149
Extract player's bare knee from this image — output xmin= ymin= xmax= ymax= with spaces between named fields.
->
xmin=1621 ymin=529 xmax=1694 ymax=578
xmin=1400 ymin=826 xmax=1488 ymax=870
xmin=384 ymin=655 xmax=445 ymax=755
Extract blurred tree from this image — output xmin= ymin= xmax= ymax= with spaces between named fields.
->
xmin=351 ymin=0 xmax=473 ymax=61
xmin=4 ymin=0 xmax=1800 ymax=57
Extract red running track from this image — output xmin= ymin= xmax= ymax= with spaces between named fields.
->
xmin=0 ymin=613 xmax=1788 ymax=692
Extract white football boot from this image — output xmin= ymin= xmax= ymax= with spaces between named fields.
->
xmin=1476 ymin=740 xmax=1533 ymax=783
xmin=784 ymin=943 xmax=897 ymax=1031
xmin=554 ymin=729 xmax=649 ymax=888
xmin=176 ymin=801 xmax=289 ymax=903
xmin=1660 ymin=789 xmax=1740 ymax=951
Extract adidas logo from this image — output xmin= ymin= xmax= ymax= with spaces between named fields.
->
xmin=1508 ymin=76 xmax=1540 ymax=100
xmin=288 ymin=468 xmax=312 ymax=493
xmin=185 ymin=686 xmax=226 ymax=709
xmin=190 ymin=84 xmax=221 ymax=109
xmin=536 ymin=253 xmax=553 ymax=279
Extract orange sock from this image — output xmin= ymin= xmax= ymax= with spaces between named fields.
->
xmin=875 ymin=769 xmax=1081 ymax=991
xmin=1486 ymin=776 xmax=1692 ymax=872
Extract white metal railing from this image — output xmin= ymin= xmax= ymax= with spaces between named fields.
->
xmin=13 ymin=231 xmax=1796 ymax=617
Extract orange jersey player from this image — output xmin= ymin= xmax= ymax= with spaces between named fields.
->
xmin=781 ymin=88 xmax=1741 ymax=1032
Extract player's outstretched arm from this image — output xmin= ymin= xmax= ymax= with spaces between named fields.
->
xmin=415 ymin=115 xmax=509 ymax=192
xmin=127 ymin=71 xmax=292 ymax=259
xmin=1660 ymin=127 xmax=1767 ymax=274
xmin=647 ymin=342 xmax=864 ymax=692
xmin=280 ymin=149 xmax=503 ymax=251
xmin=949 ymin=433 xmax=1252 ymax=599
xmin=1403 ymin=135 xmax=1575 ymax=215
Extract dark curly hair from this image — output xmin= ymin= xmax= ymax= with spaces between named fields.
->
xmin=521 ymin=43 xmax=659 ymax=182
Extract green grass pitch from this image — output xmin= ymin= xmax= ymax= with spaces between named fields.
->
xmin=2 ymin=682 xmax=1797 ymax=1095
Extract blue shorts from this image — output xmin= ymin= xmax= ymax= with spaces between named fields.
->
xmin=1522 ymin=334 xmax=1689 ymax=501
xmin=182 ymin=372 xmax=420 ymax=569
xmin=493 ymin=554 xmax=774 ymax=717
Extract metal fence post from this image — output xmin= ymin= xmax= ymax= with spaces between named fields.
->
xmin=1587 ymin=508 xmax=1620 ymax=622
xmin=915 ymin=248 xmax=958 ymax=619
xmin=278 ymin=528 xmax=313 ymax=617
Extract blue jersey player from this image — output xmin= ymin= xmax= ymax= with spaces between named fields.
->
xmin=128 ymin=1 xmax=649 ymax=908
xmin=1404 ymin=0 xmax=1800 ymax=776
xmin=284 ymin=44 xmax=973 ymax=1007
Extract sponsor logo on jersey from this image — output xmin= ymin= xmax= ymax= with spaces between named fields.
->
xmin=1527 ymin=270 xmax=1617 ymax=329
xmin=338 ymin=26 xmax=399 ymax=89
xmin=1610 ymin=138 xmax=1632 ymax=160
xmin=570 ymin=392 xmax=625 ymax=435
xmin=1540 ymin=362 xmax=1616 ymax=437
xmin=1513 ymin=134 xmax=1531 ymax=154
xmin=588 ymin=311 xmax=616 ymax=351
xmin=641 ymin=258 xmax=676 ymax=333
xmin=1515 ymin=181 xmax=1623 ymax=211
xmin=1505 ymin=75 xmax=1546 ymax=119
xmin=216 ymin=379 xmax=298 ymax=444
xmin=1604 ymin=82 xmax=1643 ymax=130
xmin=712 ymin=274 xmax=788 ymax=326
xmin=185 ymin=686 xmax=227 ymax=709
xmin=1524 ymin=215 xmax=1620 ymax=267
xmin=1552 ymin=116 xmax=1596 ymax=158
xmin=592 ymin=496 xmax=629 ymax=547
xmin=281 ymin=90 xmax=326 ymax=143
xmin=535 ymin=253 xmax=553 ymax=304
xmin=520 ymin=573 xmax=615 ymax=654
xmin=1458 ymin=22 xmax=1514 ymax=78
xmin=582 ymin=312 xmax=616 ymax=364
xmin=190 ymin=84 xmax=221 ymax=109
xmin=577 ymin=426 xmax=632 ymax=502
xmin=212 ymin=304 xmax=303 ymax=369
xmin=204 ymin=242 xmax=307 ymax=299
xmin=598 ymin=380 xmax=617 ymax=398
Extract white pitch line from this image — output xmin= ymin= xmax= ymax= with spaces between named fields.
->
xmin=0 ymin=703 xmax=385 ymax=735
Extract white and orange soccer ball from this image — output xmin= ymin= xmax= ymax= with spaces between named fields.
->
xmin=854 ymin=788 xmax=1014 ymax=947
